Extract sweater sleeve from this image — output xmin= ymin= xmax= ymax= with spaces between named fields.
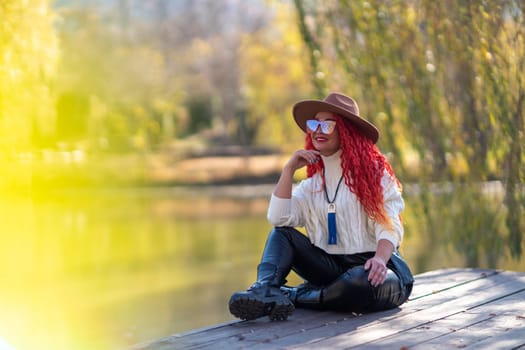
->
xmin=371 ymin=172 xmax=405 ymax=248
xmin=267 ymin=181 xmax=309 ymax=227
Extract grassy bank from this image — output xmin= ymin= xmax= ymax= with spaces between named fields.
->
xmin=18 ymin=151 xmax=290 ymax=192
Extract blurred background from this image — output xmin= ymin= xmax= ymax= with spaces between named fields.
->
xmin=0 ymin=0 xmax=524 ymax=349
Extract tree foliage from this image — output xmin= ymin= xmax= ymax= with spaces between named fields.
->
xmin=294 ymin=0 xmax=525 ymax=263
xmin=0 ymin=0 xmax=58 ymax=191
xmin=0 ymin=0 xmax=312 ymax=155
xmin=3 ymin=0 xmax=522 ymax=264
xmin=54 ymin=3 xmax=187 ymax=152
xmin=239 ymin=1 xmax=314 ymax=148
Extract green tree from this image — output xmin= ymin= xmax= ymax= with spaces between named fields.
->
xmin=54 ymin=1 xmax=276 ymax=151
xmin=55 ymin=4 xmax=185 ymax=152
xmin=294 ymin=0 xmax=524 ymax=264
xmin=239 ymin=1 xmax=314 ymax=149
xmin=0 ymin=0 xmax=58 ymax=191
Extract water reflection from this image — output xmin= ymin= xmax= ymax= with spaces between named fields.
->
xmin=0 ymin=189 xmax=275 ymax=350
xmin=0 ymin=186 xmax=522 ymax=350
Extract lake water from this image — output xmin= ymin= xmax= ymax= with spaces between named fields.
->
xmin=0 ymin=185 xmax=523 ymax=350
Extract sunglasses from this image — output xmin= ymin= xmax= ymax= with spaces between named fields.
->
xmin=306 ymin=119 xmax=337 ymax=134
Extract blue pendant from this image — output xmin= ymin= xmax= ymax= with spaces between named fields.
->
xmin=328 ymin=203 xmax=337 ymax=245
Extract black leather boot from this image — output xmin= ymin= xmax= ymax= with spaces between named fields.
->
xmin=280 ymin=282 xmax=324 ymax=310
xmin=281 ymin=267 xmax=374 ymax=312
xmin=229 ymin=262 xmax=294 ymax=321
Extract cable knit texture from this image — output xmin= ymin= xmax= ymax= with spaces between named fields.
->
xmin=267 ymin=150 xmax=404 ymax=254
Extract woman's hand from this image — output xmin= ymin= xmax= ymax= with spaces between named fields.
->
xmin=365 ymin=239 xmax=395 ymax=287
xmin=285 ymin=149 xmax=320 ymax=172
xmin=365 ymin=256 xmax=389 ymax=287
xmin=273 ymin=149 xmax=320 ymax=199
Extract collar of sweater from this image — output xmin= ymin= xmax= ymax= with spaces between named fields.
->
xmin=320 ymin=150 xmax=342 ymax=183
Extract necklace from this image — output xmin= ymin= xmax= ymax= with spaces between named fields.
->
xmin=322 ymin=168 xmax=344 ymax=245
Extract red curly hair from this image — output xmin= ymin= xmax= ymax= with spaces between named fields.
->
xmin=305 ymin=114 xmax=401 ymax=228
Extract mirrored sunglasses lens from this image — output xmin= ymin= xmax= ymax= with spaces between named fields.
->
xmin=321 ymin=121 xmax=336 ymax=134
xmin=306 ymin=120 xmax=319 ymax=132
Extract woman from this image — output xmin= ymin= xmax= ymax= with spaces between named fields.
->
xmin=228 ymin=92 xmax=413 ymax=321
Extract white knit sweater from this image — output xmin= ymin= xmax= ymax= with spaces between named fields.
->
xmin=267 ymin=150 xmax=405 ymax=254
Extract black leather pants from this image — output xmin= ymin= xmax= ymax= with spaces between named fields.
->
xmin=259 ymin=226 xmax=413 ymax=313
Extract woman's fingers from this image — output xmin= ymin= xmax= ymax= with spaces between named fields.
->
xmin=290 ymin=150 xmax=320 ymax=169
xmin=372 ymin=268 xmax=388 ymax=287
xmin=300 ymin=150 xmax=320 ymax=164
xmin=366 ymin=257 xmax=388 ymax=287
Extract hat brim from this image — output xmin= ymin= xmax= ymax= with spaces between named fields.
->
xmin=293 ymin=100 xmax=379 ymax=144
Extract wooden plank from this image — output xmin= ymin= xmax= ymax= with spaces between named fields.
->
xmin=412 ymin=314 xmax=525 ymax=349
xmin=134 ymin=272 xmax=508 ymax=348
xmin=409 ymin=268 xmax=499 ymax=300
xmin=304 ymin=284 xmax=520 ymax=347
xmin=229 ymin=310 xmax=396 ymax=350
xmin=366 ymin=291 xmax=525 ymax=349
xmin=286 ymin=271 xmax=525 ymax=349
xmin=187 ymin=272 xmax=522 ymax=350
xmin=413 ymin=289 xmax=525 ymax=349
xmin=131 ymin=269 xmax=525 ymax=350
xmin=132 ymin=309 xmax=354 ymax=350
xmin=133 ymin=268 xmax=490 ymax=349
xmin=462 ymin=327 xmax=525 ymax=349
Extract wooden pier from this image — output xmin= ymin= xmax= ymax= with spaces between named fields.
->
xmin=132 ymin=268 xmax=525 ymax=349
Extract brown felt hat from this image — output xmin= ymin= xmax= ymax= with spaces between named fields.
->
xmin=292 ymin=92 xmax=379 ymax=143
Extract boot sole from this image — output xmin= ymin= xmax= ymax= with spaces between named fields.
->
xmin=229 ymin=296 xmax=269 ymax=320
xmin=269 ymin=302 xmax=295 ymax=321
xmin=229 ymin=294 xmax=294 ymax=321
